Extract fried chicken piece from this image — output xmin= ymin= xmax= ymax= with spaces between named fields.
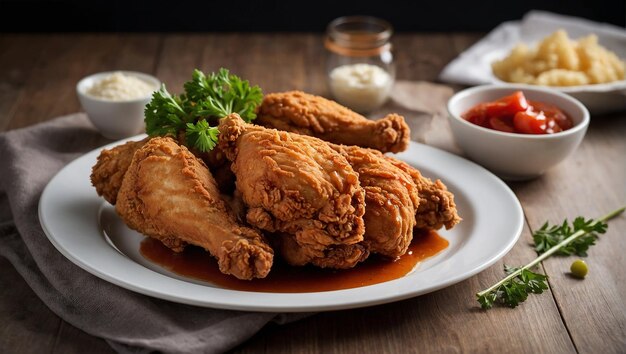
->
xmin=218 ymin=114 xmax=368 ymax=269
xmin=385 ymin=157 xmax=461 ymax=230
xmin=115 ymin=137 xmax=273 ymax=280
xmin=257 ymin=91 xmax=410 ymax=153
xmin=331 ymin=144 xmax=419 ymax=258
xmin=90 ymin=138 xmax=148 ymax=205
xmin=273 ymin=233 xmax=368 ymax=268
xmin=91 ymin=134 xmax=235 ymax=205
xmin=177 ymin=131 xmax=236 ymax=194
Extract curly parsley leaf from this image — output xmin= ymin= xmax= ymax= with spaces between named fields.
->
xmin=144 ymin=84 xmax=190 ymax=137
xmin=183 ymin=68 xmax=263 ymax=122
xmin=144 ymin=68 xmax=263 ymax=152
xmin=478 ymin=265 xmax=549 ymax=309
xmin=533 ymin=217 xmax=607 ymax=257
xmin=185 ymin=120 xmax=219 ymax=152
xmin=476 ymin=206 xmax=624 ymax=310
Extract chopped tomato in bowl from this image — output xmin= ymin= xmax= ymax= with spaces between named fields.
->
xmin=446 ymin=84 xmax=589 ymax=180
xmin=461 ymin=91 xmax=573 ymax=135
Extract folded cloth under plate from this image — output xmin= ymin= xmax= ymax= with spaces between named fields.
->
xmin=0 ymin=114 xmax=308 ymax=354
xmin=0 ymin=80 xmax=456 ymax=352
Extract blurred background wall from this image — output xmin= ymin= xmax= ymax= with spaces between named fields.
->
xmin=1 ymin=0 xmax=624 ymax=32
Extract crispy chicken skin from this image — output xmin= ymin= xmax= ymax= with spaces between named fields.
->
xmin=91 ymin=135 xmax=235 ymax=203
xmin=218 ymin=114 xmax=368 ymax=269
xmin=385 ymin=157 xmax=461 ymax=230
xmin=257 ymin=91 xmax=410 ymax=153
xmin=331 ymin=144 xmax=420 ymax=258
xmin=273 ymin=233 xmax=368 ymax=268
xmin=90 ymin=138 xmax=148 ymax=205
xmin=115 ymin=137 xmax=274 ymax=280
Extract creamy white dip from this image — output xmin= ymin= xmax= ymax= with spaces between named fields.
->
xmin=86 ymin=72 xmax=156 ymax=101
xmin=329 ymin=63 xmax=392 ymax=113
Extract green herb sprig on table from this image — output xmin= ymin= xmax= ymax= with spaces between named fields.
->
xmin=533 ymin=217 xmax=606 ymax=256
xmin=476 ymin=206 xmax=625 ymax=309
xmin=144 ymin=68 xmax=263 ymax=152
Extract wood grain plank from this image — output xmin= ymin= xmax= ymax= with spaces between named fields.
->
xmin=6 ymin=34 xmax=161 ymax=130
xmin=394 ymin=33 xmax=460 ymax=82
xmin=152 ymin=34 xmax=205 ymax=94
xmin=513 ymin=114 xmax=626 ymax=353
xmin=158 ymin=32 xmax=462 ymax=97
xmin=449 ymin=33 xmax=483 ymax=60
xmin=0 ymin=35 xmax=51 ymax=132
xmin=157 ymin=33 xmax=326 ymax=96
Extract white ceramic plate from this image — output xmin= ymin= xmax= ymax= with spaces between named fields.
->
xmin=39 ymin=136 xmax=524 ymax=312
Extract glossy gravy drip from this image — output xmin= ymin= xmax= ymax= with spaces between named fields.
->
xmin=140 ymin=230 xmax=449 ymax=293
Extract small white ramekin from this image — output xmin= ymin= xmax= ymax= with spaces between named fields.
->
xmin=447 ymin=84 xmax=590 ymax=180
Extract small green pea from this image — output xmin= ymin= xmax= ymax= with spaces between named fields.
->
xmin=570 ymin=259 xmax=588 ymax=278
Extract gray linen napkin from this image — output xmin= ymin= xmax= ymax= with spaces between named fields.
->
xmin=0 ymin=114 xmax=306 ymax=354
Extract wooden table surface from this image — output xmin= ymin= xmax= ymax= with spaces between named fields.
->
xmin=1 ymin=33 xmax=624 ymax=354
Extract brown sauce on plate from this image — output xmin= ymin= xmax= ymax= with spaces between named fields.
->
xmin=140 ymin=229 xmax=449 ymax=293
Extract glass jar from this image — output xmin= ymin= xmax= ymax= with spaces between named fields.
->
xmin=325 ymin=16 xmax=395 ymax=114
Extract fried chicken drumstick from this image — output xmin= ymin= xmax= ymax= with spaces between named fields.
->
xmin=115 ymin=137 xmax=274 ymax=280
xmin=331 ymin=144 xmax=420 ymax=258
xmin=91 ymin=138 xmax=148 ymax=205
xmin=385 ymin=157 xmax=461 ymax=230
xmin=218 ymin=114 xmax=368 ymax=269
xmin=257 ymin=91 xmax=410 ymax=153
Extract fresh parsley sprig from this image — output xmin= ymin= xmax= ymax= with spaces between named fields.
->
xmin=476 ymin=206 xmax=625 ymax=309
xmin=477 ymin=265 xmax=548 ymax=309
xmin=183 ymin=68 xmax=263 ymax=122
xmin=186 ymin=120 xmax=219 ymax=152
xmin=144 ymin=84 xmax=191 ymax=137
xmin=533 ymin=217 xmax=607 ymax=256
xmin=144 ymin=68 xmax=263 ymax=152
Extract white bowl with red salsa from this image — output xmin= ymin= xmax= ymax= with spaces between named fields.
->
xmin=447 ymin=84 xmax=589 ymax=180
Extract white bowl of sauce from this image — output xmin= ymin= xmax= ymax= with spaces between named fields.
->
xmin=77 ymin=71 xmax=160 ymax=139
xmin=447 ymin=84 xmax=590 ymax=181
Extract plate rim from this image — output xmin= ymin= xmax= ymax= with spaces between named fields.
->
xmin=39 ymin=136 xmax=524 ymax=312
